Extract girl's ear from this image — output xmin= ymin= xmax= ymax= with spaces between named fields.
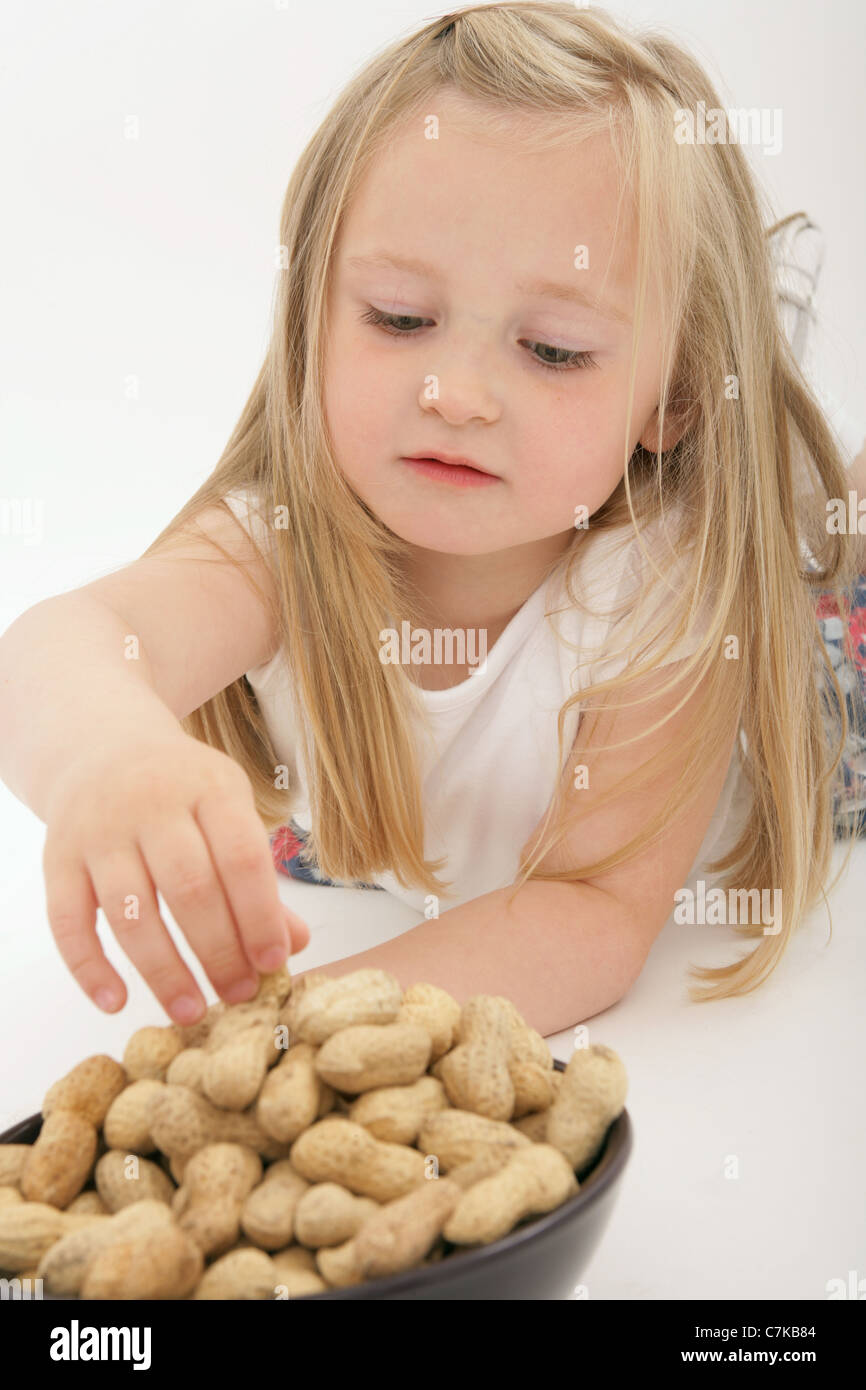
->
xmin=638 ymin=401 xmax=692 ymax=454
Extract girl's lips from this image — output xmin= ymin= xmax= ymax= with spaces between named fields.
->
xmin=400 ymin=457 xmax=501 ymax=488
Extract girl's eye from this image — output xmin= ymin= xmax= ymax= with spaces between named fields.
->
xmin=521 ymin=341 xmax=599 ymax=372
xmin=359 ymin=307 xmax=430 ymax=334
xmin=358 ymin=306 xmax=598 ymax=372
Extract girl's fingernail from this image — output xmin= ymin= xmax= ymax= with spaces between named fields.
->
xmin=223 ymin=977 xmax=258 ymax=1004
xmin=94 ymin=988 xmax=120 ymax=1011
xmin=169 ymin=994 xmax=204 ymax=1024
xmin=257 ymin=945 xmax=288 ymax=971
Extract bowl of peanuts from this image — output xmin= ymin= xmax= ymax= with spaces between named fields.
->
xmin=0 ymin=967 xmax=632 ymax=1300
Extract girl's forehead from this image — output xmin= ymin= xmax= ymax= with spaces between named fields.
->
xmin=348 ymin=119 xmax=625 ymax=230
xmin=336 ymin=115 xmax=635 ymax=290
xmin=381 ymin=88 xmax=619 ymax=162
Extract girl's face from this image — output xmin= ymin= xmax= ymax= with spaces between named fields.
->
xmin=323 ymin=91 xmax=670 ymax=558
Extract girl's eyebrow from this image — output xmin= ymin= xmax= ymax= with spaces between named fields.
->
xmin=344 ymin=249 xmax=632 ymax=326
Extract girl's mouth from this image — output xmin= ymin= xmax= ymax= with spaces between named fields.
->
xmin=400 ymin=456 xmax=501 ymax=488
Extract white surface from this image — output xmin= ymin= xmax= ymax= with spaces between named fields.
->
xmin=0 ymin=0 xmax=864 ymax=638
xmin=1 ymin=785 xmax=863 ymax=1300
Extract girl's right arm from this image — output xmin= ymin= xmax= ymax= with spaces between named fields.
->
xmin=0 ymin=502 xmax=308 ymax=1025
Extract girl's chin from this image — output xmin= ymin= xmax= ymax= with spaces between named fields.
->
xmin=375 ymin=515 xmax=511 ymax=554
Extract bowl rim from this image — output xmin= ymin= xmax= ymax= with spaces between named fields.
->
xmin=0 ymin=1057 xmax=632 ymax=1300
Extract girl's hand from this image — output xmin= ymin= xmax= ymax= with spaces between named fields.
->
xmin=41 ymin=730 xmax=310 ymax=1025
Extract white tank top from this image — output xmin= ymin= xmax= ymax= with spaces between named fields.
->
xmin=223 ymin=487 xmax=753 ymax=914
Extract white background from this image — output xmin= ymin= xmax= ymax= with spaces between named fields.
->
xmin=1 ymin=0 xmax=864 ymax=1301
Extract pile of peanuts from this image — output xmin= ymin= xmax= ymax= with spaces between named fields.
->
xmin=0 ymin=966 xmax=627 ymax=1298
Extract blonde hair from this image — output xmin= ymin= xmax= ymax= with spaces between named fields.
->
xmin=142 ymin=2 xmax=863 ymax=1002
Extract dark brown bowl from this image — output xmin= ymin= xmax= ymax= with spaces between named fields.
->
xmin=1 ymin=1057 xmax=632 ymax=1300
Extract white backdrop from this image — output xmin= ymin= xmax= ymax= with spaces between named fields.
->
xmin=1 ymin=0 xmax=864 ymax=623
xmin=1 ymin=1 xmax=864 ymax=1301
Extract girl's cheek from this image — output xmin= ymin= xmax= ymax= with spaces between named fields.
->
xmin=327 ymin=378 xmax=382 ymax=467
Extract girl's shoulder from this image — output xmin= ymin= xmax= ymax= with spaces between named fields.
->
xmin=222 ymin=483 xmax=278 ymax=555
xmin=550 ymin=505 xmax=696 ymax=619
xmin=545 ymin=505 xmax=709 ymax=683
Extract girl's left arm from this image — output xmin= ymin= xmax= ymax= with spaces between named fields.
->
xmin=292 ymin=659 xmax=739 ymax=1037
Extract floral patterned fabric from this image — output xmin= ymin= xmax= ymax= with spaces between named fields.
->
xmin=270 ymin=822 xmax=383 ymax=889
xmin=815 ymin=574 xmax=866 ymax=836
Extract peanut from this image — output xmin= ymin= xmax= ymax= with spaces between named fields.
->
xmin=417 ymin=1109 xmax=533 ymax=1172
xmin=66 ymin=1190 xmax=110 ymax=1216
xmin=0 ymin=1145 xmax=30 ymax=1188
xmin=191 ymin=1246 xmax=279 ymax=1300
xmin=149 ymin=1084 xmax=292 ymax=1165
xmin=436 ymin=997 xmax=515 ymax=1121
xmin=313 ymin=1237 xmax=362 ymax=1288
xmin=511 ymin=1069 xmax=565 ymax=1140
xmin=290 ymin=970 xmax=403 ymax=1044
xmin=446 ymin=1148 xmax=519 ymax=1189
xmin=444 ymin=1144 xmax=580 ymax=1245
xmin=255 ymin=965 xmax=294 ymax=1007
xmin=0 ymin=1202 xmax=106 ymax=1272
xmin=436 ymin=996 xmax=556 ymax=1120
xmin=348 ymin=1074 xmax=449 ymax=1144
xmin=122 ymin=1027 xmax=184 ymax=1081
xmin=545 ymin=1044 xmax=628 ymax=1171
xmin=495 ymin=996 xmax=556 ymax=1116
xmin=511 ymin=1110 xmax=549 ymax=1143
xmin=172 ymin=1143 xmax=263 ymax=1257
xmin=179 ymin=1003 xmax=226 ymax=1048
xmin=256 ymin=1042 xmax=333 ymax=1143
xmin=271 ymin=1243 xmax=317 ymax=1272
xmin=42 ymin=1055 xmax=127 ymax=1127
xmin=271 ymin=1245 xmax=329 ymax=1297
xmin=165 ymin=1048 xmax=207 ymax=1093
xmin=38 ymin=1199 xmax=172 ymax=1295
xmin=290 ymin=1118 xmax=427 ymax=1203
xmin=326 ymin=1177 xmax=463 ymax=1284
xmin=314 ymin=1022 xmax=431 ymax=1093
xmin=201 ymin=997 xmax=282 ymax=1111
xmin=240 ymin=1159 xmax=309 ymax=1250
xmin=292 ymin=1183 xmax=379 ymax=1247
xmin=94 ymin=1150 xmax=175 ymax=1211
xmin=103 ymin=1079 xmax=165 ymax=1153
xmin=20 ymin=1109 xmax=99 ymax=1208
xmin=397 ymin=983 xmax=462 ymax=1060
xmin=192 ymin=1243 xmax=328 ymax=1299
xmin=80 ymin=1209 xmax=204 ymax=1299
xmin=278 ymin=971 xmax=333 ymax=1038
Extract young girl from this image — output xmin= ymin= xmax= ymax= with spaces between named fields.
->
xmin=1 ymin=2 xmax=863 ymax=1038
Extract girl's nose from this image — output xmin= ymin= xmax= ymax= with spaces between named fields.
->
xmin=417 ymin=362 xmax=501 ymax=427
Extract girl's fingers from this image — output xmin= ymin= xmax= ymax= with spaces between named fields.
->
xmin=193 ymin=786 xmax=293 ymax=975
xmin=42 ymin=792 xmax=308 ymax=1028
xmin=283 ymin=905 xmax=311 ymax=953
xmin=85 ymin=843 xmax=207 ymax=1025
xmin=42 ymin=845 xmax=129 ymax=1013
xmin=137 ymin=812 xmax=264 ymax=1003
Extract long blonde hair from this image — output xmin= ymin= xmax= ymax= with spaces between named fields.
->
xmin=142 ymin=3 xmax=862 ymax=1002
